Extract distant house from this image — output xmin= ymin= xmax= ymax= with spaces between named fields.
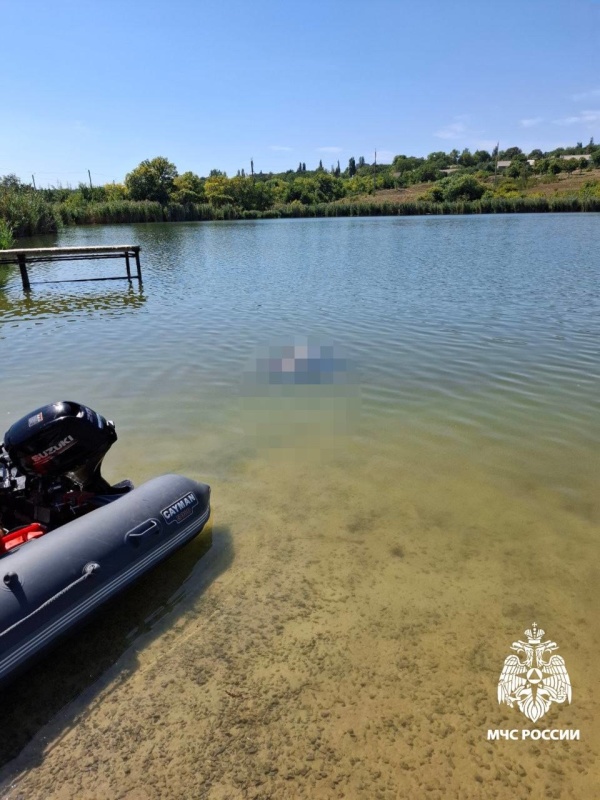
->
xmin=439 ymin=166 xmax=461 ymax=175
xmin=560 ymin=154 xmax=591 ymax=161
xmin=496 ymin=159 xmax=536 ymax=170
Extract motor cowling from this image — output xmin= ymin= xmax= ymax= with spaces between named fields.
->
xmin=3 ymin=401 xmax=117 ymax=488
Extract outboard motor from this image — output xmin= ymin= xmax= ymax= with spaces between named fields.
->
xmin=0 ymin=402 xmax=129 ymax=531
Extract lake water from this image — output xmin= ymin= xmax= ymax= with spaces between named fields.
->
xmin=0 ymin=214 xmax=599 ymax=798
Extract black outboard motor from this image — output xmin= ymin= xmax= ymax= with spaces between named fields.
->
xmin=0 ymin=402 xmax=128 ymax=531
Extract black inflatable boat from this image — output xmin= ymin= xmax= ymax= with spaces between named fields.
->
xmin=0 ymin=401 xmax=210 ymax=686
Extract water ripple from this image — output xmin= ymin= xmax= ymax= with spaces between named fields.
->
xmin=1 ymin=215 xmax=599 ymax=465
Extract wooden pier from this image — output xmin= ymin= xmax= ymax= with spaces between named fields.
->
xmin=0 ymin=245 xmax=142 ymax=290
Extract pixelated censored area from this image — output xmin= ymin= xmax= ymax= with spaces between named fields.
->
xmin=243 ymin=339 xmax=358 ymax=389
xmin=240 ymin=338 xmax=360 ymax=448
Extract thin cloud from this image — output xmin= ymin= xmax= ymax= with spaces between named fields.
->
xmin=520 ymin=117 xmax=543 ymax=128
xmin=317 ymin=146 xmax=343 ymax=153
xmin=434 ymin=122 xmax=466 ymax=140
xmin=554 ymin=110 xmax=600 ymax=125
xmin=572 ymin=88 xmax=600 ymax=101
xmin=270 ymin=145 xmax=293 ymax=152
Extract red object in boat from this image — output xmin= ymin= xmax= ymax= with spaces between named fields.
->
xmin=0 ymin=523 xmax=47 ymax=553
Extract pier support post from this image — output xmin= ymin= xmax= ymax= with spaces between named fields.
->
xmin=125 ymin=251 xmax=132 ymax=281
xmin=134 ymin=248 xmax=143 ymax=283
xmin=17 ymin=254 xmax=31 ymax=291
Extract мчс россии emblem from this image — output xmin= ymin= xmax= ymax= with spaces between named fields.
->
xmin=498 ymin=623 xmax=571 ymax=723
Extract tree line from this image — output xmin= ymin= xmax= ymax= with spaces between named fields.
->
xmin=1 ymin=139 xmax=600 ymax=245
xmin=79 ymin=139 xmax=600 ymax=206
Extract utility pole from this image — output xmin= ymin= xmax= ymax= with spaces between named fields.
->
xmin=31 ymin=174 xmax=36 ymax=189
xmin=250 ymin=158 xmax=254 ymax=181
xmin=88 ymin=169 xmax=93 ymax=190
xmin=494 ymin=142 xmax=500 ymax=185
xmin=374 ymin=149 xmax=377 ymax=166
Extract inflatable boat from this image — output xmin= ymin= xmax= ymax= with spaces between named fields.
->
xmin=0 ymin=401 xmax=210 ymax=686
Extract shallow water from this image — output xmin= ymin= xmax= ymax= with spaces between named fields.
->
xmin=0 ymin=215 xmax=598 ymax=798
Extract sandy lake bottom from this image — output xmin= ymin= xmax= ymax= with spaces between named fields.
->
xmin=0 ymin=416 xmax=598 ymax=800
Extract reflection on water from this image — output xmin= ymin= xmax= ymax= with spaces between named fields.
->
xmin=0 ymin=215 xmax=599 ymax=798
xmin=0 ymin=284 xmax=146 ymax=326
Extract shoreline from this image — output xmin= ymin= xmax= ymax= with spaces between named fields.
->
xmin=3 ymin=196 xmax=599 ymax=246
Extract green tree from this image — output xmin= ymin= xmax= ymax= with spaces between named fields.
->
xmin=171 ymin=171 xmax=205 ymax=204
xmin=345 ymin=175 xmax=375 ymax=196
xmin=125 ymin=157 xmax=178 ymax=203
xmin=500 ymin=146 xmax=522 ymax=160
xmin=493 ymin=178 xmax=521 ymax=198
xmin=528 ymin=149 xmax=544 ymax=161
xmin=426 ymin=151 xmax=449 ymax=164
xmin=313 ymin=173 xmax=345 ymax=202
xmin=228 ymin=176 xmax=274 ymax=210
xmin=204 ymin=175 xmax=234 ymax=207
xmin=506 ymin=154 xmax=528 ymax=179
xmin=288 ymin=174 xmax=343 ymax=205
xmin=547 ymin=159 xmax=562 ymax=174
xmin=443 ymin=174 xmax=486 ymax=201
xmin=421 ymin=184 xmax=444 ymax=202
xmin=473 ymin=149 xmax=492 ymax=163
xmin=0 ymin=174 xmax=27 ymax=191
xmin=267 ymin=178 xmax=291 ymax=205
xmin=458 ymin=148 xmax=475 ymax=167
xmin=104 ymin=182 xmax=128 ymax=201
xmin=289 ymin=176 xmax=319 ymax=204
xmin=412 ymin=164 xmax=440 ymax=183
xmin=348 ymin=157 xmax=356 ymax=177
xmin=394 ymin=155 xmax=426 ymax=173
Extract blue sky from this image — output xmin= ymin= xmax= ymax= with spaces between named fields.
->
xmin=1 ymin=0 xmax=599 ymax=187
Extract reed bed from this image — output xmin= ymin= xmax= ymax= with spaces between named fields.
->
xmin=2 ymin=194 xmax=599 ymax=242
xmin=0 ymin=190 xmax=61 ymax=238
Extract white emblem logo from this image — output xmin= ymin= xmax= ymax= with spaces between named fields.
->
xmin=498 ymin=623 xmax=572 ymax=723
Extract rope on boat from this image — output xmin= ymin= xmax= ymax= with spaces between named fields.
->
xmin=0 ymin=562 xmax=100 ymax=640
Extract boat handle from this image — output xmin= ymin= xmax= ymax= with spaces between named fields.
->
xmin=125 ymin=519 xmax=160 ymax=546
